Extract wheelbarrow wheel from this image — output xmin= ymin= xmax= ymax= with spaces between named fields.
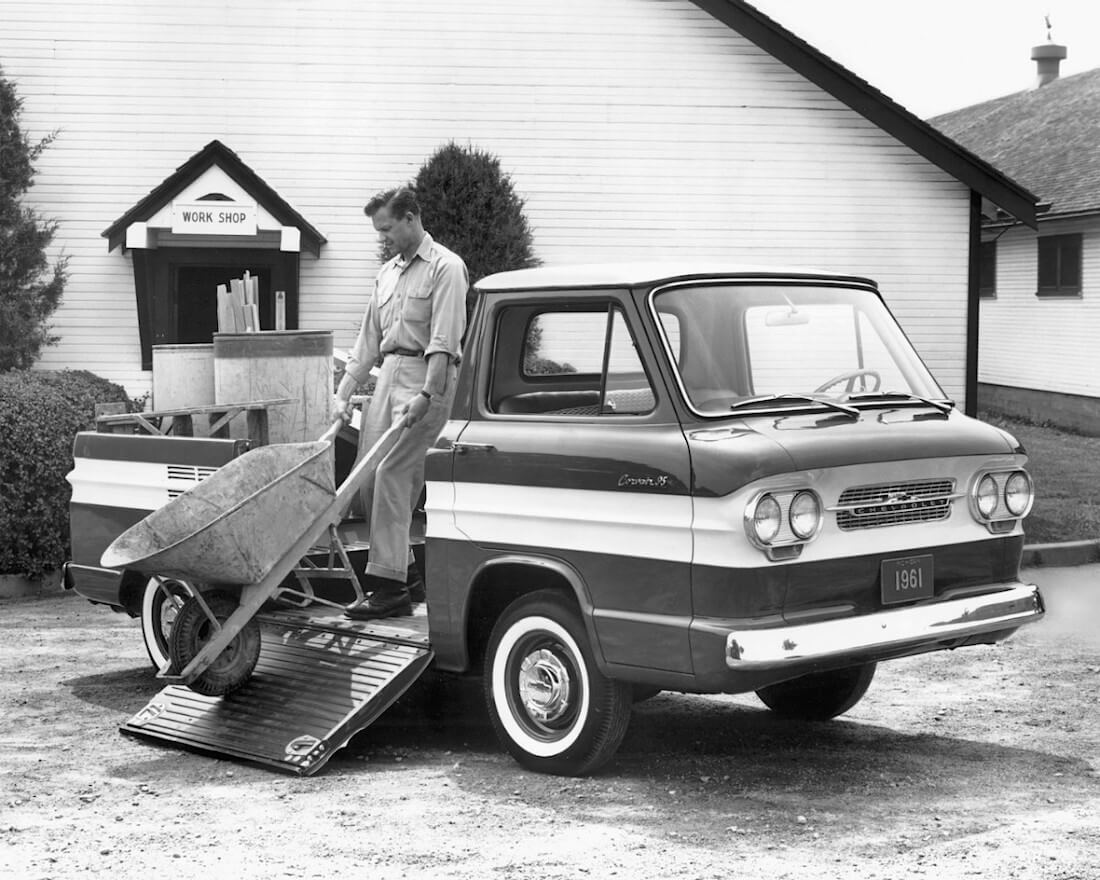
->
xmin=169 ymin=591 xmax=261 ymax=696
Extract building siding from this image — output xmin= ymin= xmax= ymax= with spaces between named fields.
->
xmin=980 ymin=218 xmax=1100 ymax=398
xmin=3 ymin=0 xmax=972 ymax=404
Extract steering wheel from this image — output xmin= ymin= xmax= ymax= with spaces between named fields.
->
xmin=814 ymin=369 xmax=882 ymax=395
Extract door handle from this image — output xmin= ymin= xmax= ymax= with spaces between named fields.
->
xmin=452 ymin=441 xmax=496 ymax=454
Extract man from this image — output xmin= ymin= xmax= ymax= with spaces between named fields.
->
xmin=333 ymin=186 xmax=467 ymax=619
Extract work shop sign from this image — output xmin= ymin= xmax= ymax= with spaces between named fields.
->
xmin=172 ymin=201 xmax=257 ymax=235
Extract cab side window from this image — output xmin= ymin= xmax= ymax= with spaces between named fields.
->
xmin=490 ymin=303 xmax=655 ymax=416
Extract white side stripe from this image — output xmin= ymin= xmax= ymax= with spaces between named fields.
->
xmin=426 ymin=481 xmax=693 ymax=564
xmin=67 ymin=458 xmax=208 ymax=512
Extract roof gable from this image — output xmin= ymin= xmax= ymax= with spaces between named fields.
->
xmin=691 ymin=0 xmax=1039 ymax=227
xmin=931 ymin=67 xmax=1100 ymax=219
xmin=101 ymin=140 xmax=327 ymax=255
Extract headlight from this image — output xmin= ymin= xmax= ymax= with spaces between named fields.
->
xmin=789 ymin=491 xmax=821 ymax=540
xmin=975 ymin=474 xmax=999 ymax=519
xmin=1004 ymin=471 xmax=1033 ymax=516
xmin=751 ymin=494 xmax=782 ymax=544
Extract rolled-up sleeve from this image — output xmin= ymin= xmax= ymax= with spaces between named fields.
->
xmin=343 ymin=288 xmax=382 ymax=385
xmin=426 ymin=255 xmax=469 ymax=359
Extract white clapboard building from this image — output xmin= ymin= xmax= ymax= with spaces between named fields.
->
xmin=933 ymin=42 xmax=1100 ymax=433
xmin=2 ymin=0 xmax=1037 ymax=411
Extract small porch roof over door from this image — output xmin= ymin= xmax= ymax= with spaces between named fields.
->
xmin=101 ymin=140 xmax=326 ymax=256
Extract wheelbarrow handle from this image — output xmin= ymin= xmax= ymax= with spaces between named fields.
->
xmin=319 ymin=417 xmax=348 ymax=444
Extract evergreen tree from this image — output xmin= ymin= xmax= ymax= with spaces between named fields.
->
xmin=389 ymin=142 xmax=539 ymax=321
xmin=0 ymin=65 xmax=66 ymax=372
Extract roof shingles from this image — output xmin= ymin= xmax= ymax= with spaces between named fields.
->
xmin=931 ymin=67 xmax=1100 ymax=218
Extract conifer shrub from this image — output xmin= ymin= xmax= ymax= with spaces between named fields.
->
xmin=384 ymin=142 xmax=540 ymax=321
xmin=0 ymin=65 xmax=66 ymax=372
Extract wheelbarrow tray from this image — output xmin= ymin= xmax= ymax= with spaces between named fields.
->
xmin=101 ymin=440 xmax=335 ymax=586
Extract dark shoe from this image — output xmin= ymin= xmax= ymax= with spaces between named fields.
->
xmin=344 ymin=585 xmax=412 ymax=620
xmin=407 ymin=564 xmax=425 ymax=604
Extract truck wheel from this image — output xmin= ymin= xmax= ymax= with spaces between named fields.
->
xmin=169 ymin=591 xmax=261 ymax=697
xmin=755 ymin=662 xmax=876 ymax=720
xmin=140 ymin=577 xmax=190 ymax=670
xmin=484 ymin=591 xmax=632 ymax=776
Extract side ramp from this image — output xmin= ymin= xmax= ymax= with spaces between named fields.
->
xmin=121 ymin=609 xmax=432 ymax=775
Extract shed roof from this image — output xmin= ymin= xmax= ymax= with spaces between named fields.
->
xmin=102 ymin=140 xmax=327 ymax=256
xmin=693 ymin=0 xmax=1039 ymax=226
xmin=930 ymin=67 xmax=1100 ymax=220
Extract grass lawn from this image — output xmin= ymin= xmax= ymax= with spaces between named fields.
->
xmin=979 ymin=410 xmax=1100 ymax=544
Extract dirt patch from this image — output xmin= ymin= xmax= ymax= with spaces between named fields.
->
xmin=1 ymin=567 xmax=1098 ymax=879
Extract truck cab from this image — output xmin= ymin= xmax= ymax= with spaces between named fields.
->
xmin=424 ymin=263 xmax=1042 ymax=774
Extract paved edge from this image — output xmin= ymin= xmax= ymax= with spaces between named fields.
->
xmin=1022 ymin=539 xmax=1100 ymax=568
xmin=0 ymin=570 xmax=62 ymax=601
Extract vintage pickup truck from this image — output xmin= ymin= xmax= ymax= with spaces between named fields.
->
xmin=65 ymin=262 xmax=1045 ymax=776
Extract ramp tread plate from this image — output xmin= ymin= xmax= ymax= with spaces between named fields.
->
xmin=121 ymin=616 xmax=432 ymax=775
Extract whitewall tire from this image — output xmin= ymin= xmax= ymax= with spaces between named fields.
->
xmin=140 ymin=576 xmax=191 ymax=670
xmin=484 ymin=590 xmax=632 ymax=776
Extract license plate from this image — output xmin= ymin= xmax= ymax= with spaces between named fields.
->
xmin=881 ymin=554 xmax=934 ymax=605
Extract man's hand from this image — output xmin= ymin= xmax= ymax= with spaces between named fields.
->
xmin=401 ymin=392 xmax=432 ymax=427
xmin=332 ymin=395 xmax=353 ymax=422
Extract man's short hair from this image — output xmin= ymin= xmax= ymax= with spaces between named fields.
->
xmin=364 ymin=186 xmax=420 ymax=219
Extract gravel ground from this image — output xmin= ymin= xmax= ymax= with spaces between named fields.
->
xmin=1 ymin=565 xmax=1098 ymax=880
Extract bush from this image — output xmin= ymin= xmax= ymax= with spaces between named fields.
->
xmin=405 ymin=142 xmax=540 ymax=320
xmin=0 ymin=370 xmax=130 ymax=578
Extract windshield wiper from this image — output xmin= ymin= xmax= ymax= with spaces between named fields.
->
xmin=728 ymin=394 xmax=859 ymax=419
xmin=844 ymin=391 xmax=954 ymax=413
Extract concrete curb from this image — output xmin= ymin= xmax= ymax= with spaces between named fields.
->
xmin=1022 ymin=540 xmax=1100 ymax=568
xmin=0 ymin=570 xmax=62 ymax=600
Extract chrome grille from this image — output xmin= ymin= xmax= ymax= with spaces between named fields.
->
xmin=834 ymin=479 xmax=956 ymax=530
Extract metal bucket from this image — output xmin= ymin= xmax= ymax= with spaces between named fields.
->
xmin=101 ymin=440 xmax=335 ymax=585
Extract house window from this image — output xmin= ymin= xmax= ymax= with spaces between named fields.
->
xmin=1037 ymin=234 xmax=1082 ymax=296
xmin=978 ymin=240 xmax=996 ymax=298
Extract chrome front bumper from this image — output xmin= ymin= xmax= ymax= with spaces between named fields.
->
xmin=726 ymin=582 xmax=1044 ymax=668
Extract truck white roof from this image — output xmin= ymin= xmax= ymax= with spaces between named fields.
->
xmin=474 ymin=262 xmax=876 ymax=292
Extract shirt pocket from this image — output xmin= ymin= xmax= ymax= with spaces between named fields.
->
xmin=403 ymin=283 xmax=433 ymax=324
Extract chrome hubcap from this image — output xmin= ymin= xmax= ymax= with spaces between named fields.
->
xmin=518 ymin=648 xmax=572 ymax=723
xmin=157 ymin=584 xmax=186 ymax=642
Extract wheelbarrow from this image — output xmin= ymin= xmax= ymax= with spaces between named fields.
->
xmin=101 ymin=419 xmax=404 ymax=696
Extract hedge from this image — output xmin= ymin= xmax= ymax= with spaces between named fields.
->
xmin=0 ymin=370 xmax=130 ymax=579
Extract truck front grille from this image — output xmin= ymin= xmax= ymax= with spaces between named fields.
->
xmin=834 ymin=479 xmax=956 ymax=530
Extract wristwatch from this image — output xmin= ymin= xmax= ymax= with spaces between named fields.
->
xmin=419 ymin=390 xmax=433 ymax=401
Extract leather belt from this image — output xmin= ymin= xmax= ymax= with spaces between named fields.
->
xmin=385 ymin=348 xmax=424 ymax=358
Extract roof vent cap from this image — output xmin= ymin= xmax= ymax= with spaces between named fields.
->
xmin=1031 ymin=16 xmax=1067 ymax=88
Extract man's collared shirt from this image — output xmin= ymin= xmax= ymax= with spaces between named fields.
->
xmin=345 ymin=232 xmax=468 ymax=385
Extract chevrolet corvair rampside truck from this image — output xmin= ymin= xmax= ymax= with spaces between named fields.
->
xmin=65 ymin=263 xmax=1044 ymax=776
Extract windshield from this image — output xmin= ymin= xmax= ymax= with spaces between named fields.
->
xmin=650 ymin=282 xmax=945 ymax=415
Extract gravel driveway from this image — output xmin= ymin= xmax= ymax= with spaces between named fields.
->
xmin=2 ymin=565 xmax=1097 ymax=879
